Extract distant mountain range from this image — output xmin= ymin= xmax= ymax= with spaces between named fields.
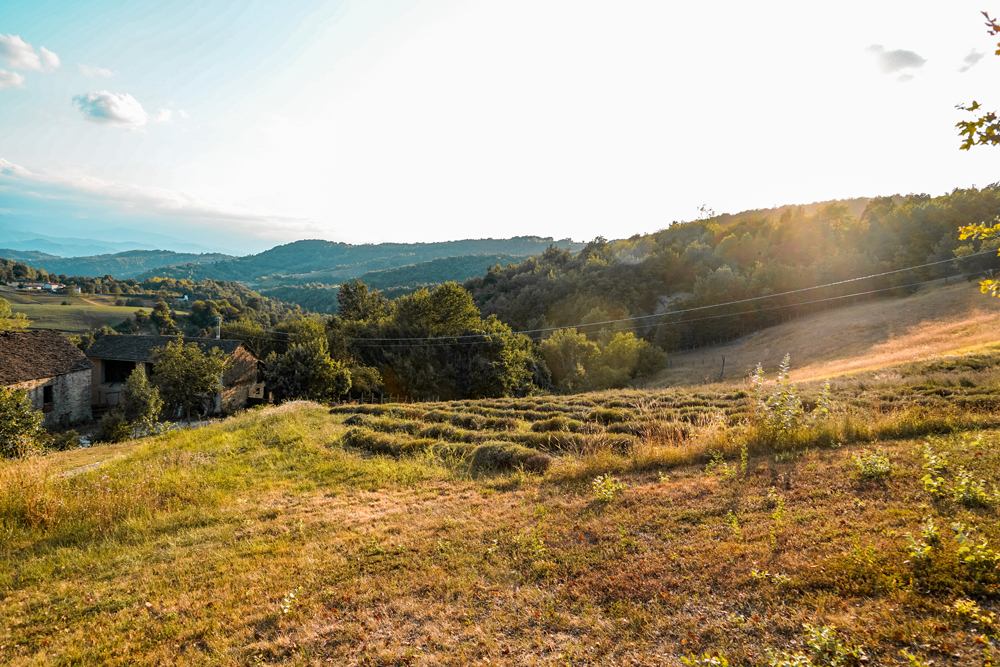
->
xmin=0 ymin=218 xmax=233 ymax=256
xmin=0 ymin=238 xmax=585 ymax=298
xmin=0 ymin=249 xmax=234 ymax=279
xmin=133 ymin=237 xmax=585 ymax=286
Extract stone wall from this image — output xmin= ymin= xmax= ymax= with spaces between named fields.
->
xmin=221 ymin=347 xmax=263 ymax=414
xmin=10 ymin=369 xmax=92 ymax=428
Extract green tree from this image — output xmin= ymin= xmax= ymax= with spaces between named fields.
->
xmin=120 ymin=366 xmax=164 ymax=435
xmin=262 ymin=338 xmax=352 ymax=403
xmin=97 ymin=367 xmax=166 ymax=443
xmin=956 ymin=12 xmax=1000 ymax=296
xmin=151 ymin=339 xmax=230 ymax=420
xmin=337 ymin=280 xmax=388 ymax=321
xmin=539 ymin=328 xmax=600 ymax=391
xmin=70 ymin=325 xmax=120 ymax=353
xmin=151 ymin=301 xmax=181 ymax=335
xmin=0 ymin=297 xmax=30 ymax=331
xmin=957 ymin=13 xmax=1000 ymax=149
xmin=0 ymin=387 xmax=44 ymax=458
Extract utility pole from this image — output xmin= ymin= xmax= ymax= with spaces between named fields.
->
xmin=216 ymin=316 xmax=221 ymax=340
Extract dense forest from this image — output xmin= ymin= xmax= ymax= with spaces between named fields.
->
xmin=465 ymin=186 xmax=1000 ymax=351
xmin=258 ymin=253 xmax=534 ymax=313
xmin=0 ymin=249 xmax=233 ymax=279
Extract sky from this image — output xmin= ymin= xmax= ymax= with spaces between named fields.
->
xmin=0 ymin=1 xmax=998 ymax=255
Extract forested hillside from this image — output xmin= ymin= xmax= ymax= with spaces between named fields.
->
xmin=258 ymin=253 xmax=532 ymax=313
xmin=135 ymin=237 xmax=583 ymax=285
xmin=465 ymin=186 xmax=1000 ymax=351
xmin=0 ymin=249 xmax=233 ymax=279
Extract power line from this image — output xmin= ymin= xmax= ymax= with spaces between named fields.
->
xmin=216 ymin=251 xmax=998 ymax=349
xmin=344 ymin=249 xmax=1000 ymax=342
xmin=343 ymin=275 xmax=955 ymax=348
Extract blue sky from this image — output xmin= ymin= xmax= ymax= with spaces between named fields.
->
xmin=1 ymin=1 xmax=999 ymax=254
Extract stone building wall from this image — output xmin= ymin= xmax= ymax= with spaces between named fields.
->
xmin=11 ymin=369 xmax=92 ymax=428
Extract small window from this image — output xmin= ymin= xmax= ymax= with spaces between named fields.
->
xmin=43 ymin=385 xmax=54 ymax=404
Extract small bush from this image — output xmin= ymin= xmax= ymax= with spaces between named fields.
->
xmin=766 ymin=623 xmax=867 ymax=667
xmin=592 ymin=474 xmax=628 ymax=502
xmin=49 ymin=430 xmax=81 ymax=451
xmin=469 ymin=442 xmax=551 ymax=473
xmin=94 ymin=409 xmax=132 ymax=444
xmin=952 ymin=468 xmax=998 ymax=508
xmin=851 ymin=448 xmax=891 ymax=481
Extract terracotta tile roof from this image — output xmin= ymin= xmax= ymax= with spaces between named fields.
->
xmin=0 ymin=329 xmax=94 ymax=385
xmin=84 ymin=335 xmax=245 ymax=363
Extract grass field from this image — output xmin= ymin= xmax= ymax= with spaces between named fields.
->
xmin=649 ymin=279 xmax=1000 ymax=387
xmin=3 ymin=349 xmax=1000 ymax=665
xmin=1 ymin=289 xmax=150 ymax=334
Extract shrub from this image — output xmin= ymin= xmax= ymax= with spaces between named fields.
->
xmin=469 ymin=442 xmax=551 ymax=473
xmin=592 ymin=474 xmax=628 ymax=502
xmin=851 ymin=448 xmax=891 ymax=481
xmin=952 ymin=468 xmax=998 ymax=508
xmin=766 ymin=624 xmax=866 ymax=667
xmin=94 ymin=409 xmax=132 ymax=444
xmin=49 ymin=430 xmax=81 ymax=451
xmin=0 ymin=386 xmax=44 ymax=458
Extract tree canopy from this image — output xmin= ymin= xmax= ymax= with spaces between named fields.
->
xmin=0 ymin=297 xmax=29 ymax=332
xmin=151 ymin=339 xmax=230 ymax=420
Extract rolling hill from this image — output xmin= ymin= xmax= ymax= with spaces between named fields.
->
xmin=0 ymin=249 xmax=234 ymax=280
xmin=647 ymin=278 xmax=1000 ymax=386
xmin=134 ymin=237 xmax=585 ymax=285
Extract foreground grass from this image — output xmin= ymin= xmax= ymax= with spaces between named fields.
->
xmin=2 ymin=374 xmax=1000 ymax=664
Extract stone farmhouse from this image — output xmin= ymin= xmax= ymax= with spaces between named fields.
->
xmin=85 ymin=335 xmax=264 ymax=415
xmin=0 ymin=329 xmax=93 ymax=428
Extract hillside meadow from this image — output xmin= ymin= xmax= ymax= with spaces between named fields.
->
xmin=650 ymin=279 xmax=1000 ymax=387
xmin=1 ymin=289 xmax=150 ymax=335
xmin=3 ymin=349 xmax=1000 ymax=666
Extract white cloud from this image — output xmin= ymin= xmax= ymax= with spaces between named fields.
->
xmin=73 ymin=90 xmax=149 ymax=129
xmin=0 ymin=157 xmax=33 ymax=177
xmin=0 ymin=34 xmax=59 ymax=71
xmin=866 ymin=44 xmax=926 ymax=75
xmin=78 ymin=63 xmax=115 ymax=78
xmin=178 ymin=109 xmax=189 ymax=119
xmin=0 ymin=156 xmax=316 ymax=241
xmin=152 ymin=109 xmax=173 ymax=123
xmin=0 ymin=68 xmax=25 ymax=90
xmin=959 ymin=49 xmax=985 ymax=73
xmin=39 ymin=46 xmax=59 ymax=71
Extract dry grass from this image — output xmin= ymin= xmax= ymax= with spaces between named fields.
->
xmin=651 ymin=280 xmax=1000 ymax=386
xmin=3 ymin=361 xmax=1000 ymax=665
